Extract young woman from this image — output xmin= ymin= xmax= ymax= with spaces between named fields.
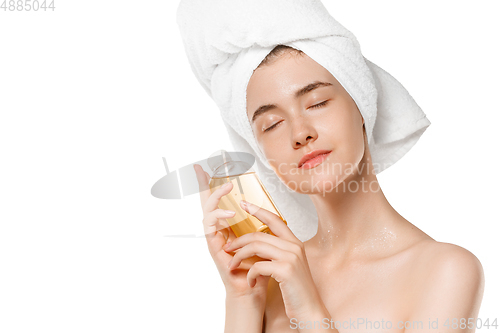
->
xmin=194 ymin=45 xmax=484 ymax=333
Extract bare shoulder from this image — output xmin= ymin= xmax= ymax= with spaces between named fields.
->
xmin=406 ymin=240 xmax=485 ymax=315
xmin=414 ymin=240 xmax=484 ymax=276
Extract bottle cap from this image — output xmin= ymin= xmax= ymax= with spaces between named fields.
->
xmin=208 ymin=150 xmax=254 ymax=179
xmin=208 ymin=149 xmax=233 ymax=173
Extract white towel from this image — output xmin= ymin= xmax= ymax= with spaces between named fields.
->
xmin=176 ymin=0 xmax=431 ymax=242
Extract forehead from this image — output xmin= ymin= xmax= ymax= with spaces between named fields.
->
xmin=246 ymin=54 xmax=336 ymax=112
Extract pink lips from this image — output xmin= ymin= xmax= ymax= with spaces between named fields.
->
xmin=299 ymin=151 xmax=332 ymax=169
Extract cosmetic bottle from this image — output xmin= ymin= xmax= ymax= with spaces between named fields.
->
xmin=208 ymin=151 xmax=287 ymax=237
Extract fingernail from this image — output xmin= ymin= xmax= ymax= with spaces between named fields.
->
xmin=227 ymin=259 xmax=233 ymax=268
xmin=223 ymin=241 xmax=231 ymax=250
xmin=222 ymin=182 xmax=231 ymax=188
xmin=240 ymin=200 xmax=247 ymax=207
xmin=224 ymin=210 xmax=235 ymax=215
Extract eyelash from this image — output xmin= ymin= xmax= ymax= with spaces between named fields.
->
xmin=263 ymin=100 xmax=330 ymax=132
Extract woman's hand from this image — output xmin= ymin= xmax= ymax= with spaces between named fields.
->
xmin=223 ymin=199 xmax=329 ymax=322
xmin=193 ymin=164 xmax=271 ymax=305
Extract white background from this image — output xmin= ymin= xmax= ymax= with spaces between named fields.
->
xmin=1 ymin=1 xmax=499 ymax=332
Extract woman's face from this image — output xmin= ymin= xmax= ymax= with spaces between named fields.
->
xmin=246 ymin=52 xmax=366 ymax=194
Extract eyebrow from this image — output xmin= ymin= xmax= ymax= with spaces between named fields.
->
xmin=250 ymin=81 xmax=333 ymax=124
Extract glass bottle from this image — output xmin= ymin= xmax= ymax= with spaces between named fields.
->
xmin=208 ymin=151 xmax=287 ymax=237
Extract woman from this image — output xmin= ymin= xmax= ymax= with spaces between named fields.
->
xmin=194 ymin=45 xmax=484 ymax=332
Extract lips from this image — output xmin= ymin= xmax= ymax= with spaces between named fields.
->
xmin=298 ymin=149 xmax=333 ymax=168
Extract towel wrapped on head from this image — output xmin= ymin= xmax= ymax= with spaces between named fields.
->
xmin=176 ymin=0 xmax=431 ymax=241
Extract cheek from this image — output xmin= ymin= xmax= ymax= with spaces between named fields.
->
xmin=256 ymin=133 xmax=285 ymax=160
xmin=264 ymin=144 xmax=290 ymax=176
xmin=328 ymin=113 xmax=365 ymax=167
xmin=255 ymin=137 xmax=294 ymax=179
xmin=306 ymin=112 xmax=364 ymax=177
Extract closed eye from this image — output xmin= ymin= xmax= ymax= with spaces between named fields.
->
xmin=263 ymin=100 xmax=330 ymax=133
xmin=310 ymin=100 xmax=329 ymax=109
xmin=263 ymin=120 xmax=282 ymax=132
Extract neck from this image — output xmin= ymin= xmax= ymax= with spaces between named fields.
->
xmin=306 ymin=150 xmax=403 ymax=261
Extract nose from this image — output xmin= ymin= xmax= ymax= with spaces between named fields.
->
xmin=290 ymin=116 xmax=317 ymax=148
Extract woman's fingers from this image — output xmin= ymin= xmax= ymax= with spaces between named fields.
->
xmin=194 ymin=163 xmax=234 ymax=215
xmin=247 ymin=260 xmax=283 ymax=287
xmin=215 ymin=217 xmax=232 ymax=241
xmin=224 ymin=230 xmax=301 ymax=255
xmin=203 ymin=208 xmax=236 ymax=236
xmin=194 ymin=164 xmax=211 ymax=205
xmin=204 ymin=182 xmax=234 ymax=215
xmin=203 ymin=210 xmax=234 ymax=259
xmin=227 ymin=241 xmax=292 ymax=270
xmin=239 ymin=200 xmax=298 ymax=243
xmin=194 ymin=163 xmax=235 ymax=236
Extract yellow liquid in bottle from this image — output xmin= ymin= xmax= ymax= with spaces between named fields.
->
xmin=209 ymin=171 xmax=287 ymax=237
